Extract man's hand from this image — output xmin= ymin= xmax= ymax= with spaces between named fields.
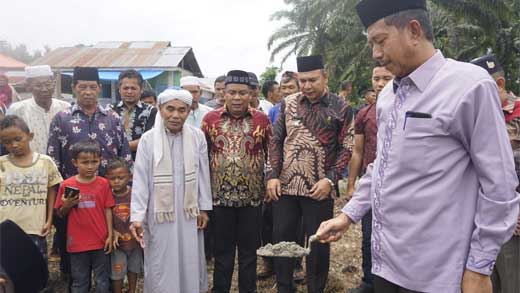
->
xmin=112 ymin=231 xmax=121 ymax=249
xmin=316 ymin=213 xmax=351 ymax=243
xmin=462 ymin=270 xmax=492 ymax=293
xmin=266 ymin=179 xmax=282 ymax=202
xmin=104 ymin=234 xmax=113 ymax=254
xmin=130 ymin=221 xmax=145 ymax=248
xmin=310 ymin=179 xmax=332 ymax=201
xmin=40 ymin=221 xmax=52 ymax=237
xmin=0 ymin=277 xmax=6 ymax=285
xmin=197 ymin=211 xmax=209 ymax=230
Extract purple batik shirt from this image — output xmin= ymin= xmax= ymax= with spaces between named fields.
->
xmin=47 ymin=103 xmax=132 ymax=179
xmin=342 ymin=51 xmax=519 ymax=292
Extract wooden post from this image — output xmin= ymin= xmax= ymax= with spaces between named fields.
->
xmin=111 ymin=80 xmax=116 ymax=102
xmin=167 ymin=71 xmax=174 ymax=87
xmin=55 ymin=69 xmax=62 ymax=99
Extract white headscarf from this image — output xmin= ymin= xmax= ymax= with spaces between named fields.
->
xmin=157 ymin=88 xmax=193 ymax=107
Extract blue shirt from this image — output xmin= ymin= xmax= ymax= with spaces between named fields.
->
xmin=268 ymin=103 xmax=281 ymax=125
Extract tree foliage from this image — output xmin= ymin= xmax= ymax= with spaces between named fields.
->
xmin=260 ymin=66 xmax=280 ymax=84
xmin=269 ymin=0 xmax=520 ymax=105
xmin=0 ymin=41 xmax=51 ymax=64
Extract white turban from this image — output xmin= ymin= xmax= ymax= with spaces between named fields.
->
xmin=158 ymin=88 xmax=193 ymax=107
xmin=180 ymin=76 xmax=200 ymax=87
xmin=25 ymin=65 xmax=53 ymax=79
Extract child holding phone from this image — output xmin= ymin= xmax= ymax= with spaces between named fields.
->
xmin=0 ymin=115 xmax=62 ymax=263
xmin=54 ymin=140 xmax=114 ymax=292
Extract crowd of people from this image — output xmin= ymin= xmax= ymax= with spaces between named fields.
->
xmin=1 ymin=0 xmax=520 ymax=293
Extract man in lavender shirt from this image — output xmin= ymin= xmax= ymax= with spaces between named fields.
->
xmin=316 ymin=1 xmax=520 ymax=293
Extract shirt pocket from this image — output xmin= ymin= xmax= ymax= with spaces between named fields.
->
xmin=399 ymin=117 xmax=441 ymax=172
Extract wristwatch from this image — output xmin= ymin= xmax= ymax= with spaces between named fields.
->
xmin=324 ymin=178 xmax=335 ymax=188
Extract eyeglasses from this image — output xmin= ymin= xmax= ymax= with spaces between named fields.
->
xmin=31 ymin=82 xmax=55 ymax=90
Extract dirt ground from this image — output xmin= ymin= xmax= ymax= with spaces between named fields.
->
xmin=47 ymin=181 xmax=363 ymax=292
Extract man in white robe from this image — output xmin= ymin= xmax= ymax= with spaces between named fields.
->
xmin=130 ymin=88 xmax=212 ymax=293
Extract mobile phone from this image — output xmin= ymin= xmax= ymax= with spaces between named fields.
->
xmin=64 ymin=186 xmax=80 ymax=199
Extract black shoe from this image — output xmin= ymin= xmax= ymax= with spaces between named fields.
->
xmin=348 ymin=284 xmax=374 ymax=293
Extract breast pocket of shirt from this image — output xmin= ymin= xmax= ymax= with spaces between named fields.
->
xmin=400 ymin=117 xmax=444 ymax=172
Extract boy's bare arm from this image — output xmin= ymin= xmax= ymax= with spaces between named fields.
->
xmin=42 ymin=186 xmax=57 ymax=236
xmin=58 ymin=194 xmax=80 ymax=217
xmin=104 ymin=208 xmax=113 ymax=254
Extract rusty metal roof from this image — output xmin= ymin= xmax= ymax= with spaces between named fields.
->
xmin=31 ymin=41 xmax=202 ymax=76
xmin=0 ymin=54 xmax=27 ymax=69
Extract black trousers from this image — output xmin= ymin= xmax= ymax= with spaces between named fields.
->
xmin=361 ymin=211 xmax=373 ymax=286
xmin=374 ymin=275 xmax=422 ymax=293
xmin=272 ymin=196 xmax=333 ymax=293
xmin=204 ymin=210 xmax=215 ymax=260
xmin=262 ymin=202 xmax=273 ymax=245
xmin=212 ymin=206 xmax=262 ymax=293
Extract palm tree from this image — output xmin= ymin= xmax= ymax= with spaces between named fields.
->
xmin=267 ymin=0 xmax=341 ymax=66
xmin=430 ymin=0 xmax=520 ymax=89
xmin=268 ymin=0 xmax=520 ymax=96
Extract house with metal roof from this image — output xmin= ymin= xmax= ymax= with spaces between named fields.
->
xmin=31 ymin=41 xmax=203 ymax=103
xmin=0 ymin=53 xmax=27 ymax=84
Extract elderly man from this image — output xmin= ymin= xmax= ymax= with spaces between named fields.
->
xmin=266 ymin=55 xmax=353 ymax=293
xmin=471 ymin=55 xmax=520 ymax=293
xmin=316 ymin=1 xmax=520 ymax=293
xmin=346 ymin=65 xmax=394 ymax=293
xmin=130 ymin=88 xmax=212 ymax=292
xmin=112 ymin=70 xmax=157 ymax=160
xmin=47 ymin=67 xmax=132 ymax=178
xmin=7 ymin=65 xmax=70 ymax=154
xmin=205 ymin=76 xmax=226 ymax=109
xmin=202 ymin=70 xmax=272 ymax=293
xmin=181 ymin=76 xmax=213 ymax=128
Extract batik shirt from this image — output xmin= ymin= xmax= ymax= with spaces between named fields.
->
xmin=111 ymin=101 xmax=157 ymax=159
xmin=202 ymin=107 xmax=272 ymax=207
xmin=268 ymin=92 xmax=353 ymax=197
xmin=47 ymin=103 xmax=132 ymax=178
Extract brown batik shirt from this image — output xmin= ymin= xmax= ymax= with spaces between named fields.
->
xmin=268 ymin=92 xmax=353 ymax=197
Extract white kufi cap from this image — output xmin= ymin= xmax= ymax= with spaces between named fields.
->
xmin=180 ymin=76 xmax=200 ymax=87
xmin=25 ymin=65 xmax=53 ymax=78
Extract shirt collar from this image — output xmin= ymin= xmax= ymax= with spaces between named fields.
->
xmin=393 ymin=50 xmax=446 ymax=93
xmin=29 ymin=97 xmax=52 ymax=112
xmin=220 ymin=105 xmax=253 ymax=118
xmin=116 ymin=100 xmax=143 ymax=109
xmin=71 ymin=103 xmax=108 ymax=116
xmin=298 ymin=91 xmax=330 ymax=106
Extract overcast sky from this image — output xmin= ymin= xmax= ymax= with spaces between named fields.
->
xmin=3 ymin=0 xmax=299 ymax=78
